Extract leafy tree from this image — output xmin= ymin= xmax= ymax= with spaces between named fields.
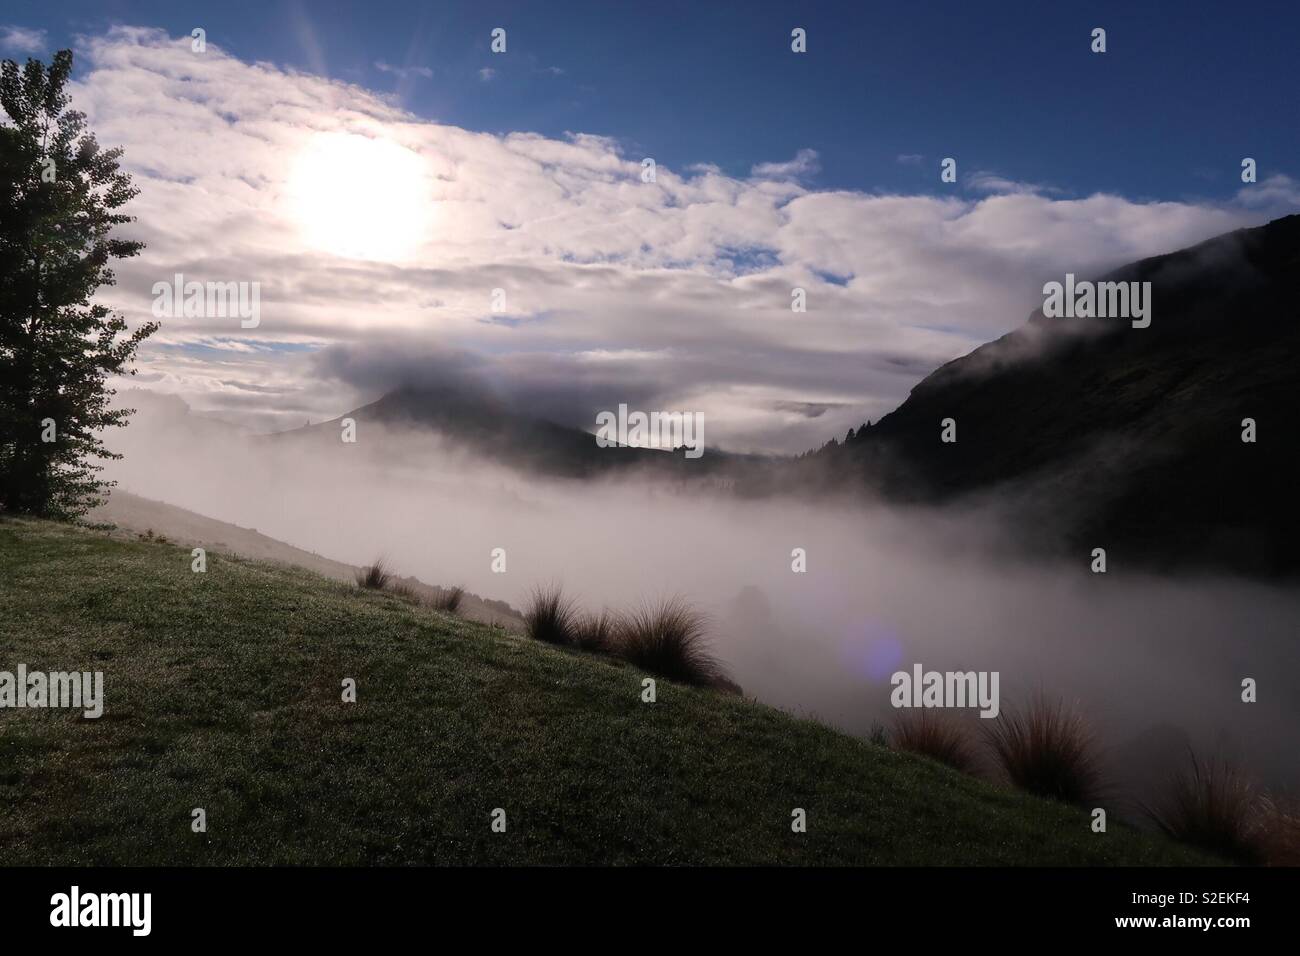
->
xmin=0 ymin=49 xmax=156 ymax=518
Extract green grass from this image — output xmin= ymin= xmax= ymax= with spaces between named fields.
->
xmin=0 ymin=518 xmax=1213 ymax=865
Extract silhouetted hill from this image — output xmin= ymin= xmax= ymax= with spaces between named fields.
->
xmin=818 ymin=214 xmax=1300 ymax=576
xmin=281 ymin=384 xmax=748 ymax=481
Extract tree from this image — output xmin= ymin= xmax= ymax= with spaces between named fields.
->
xmin=0 ymin=49 xmax=156 ymax=518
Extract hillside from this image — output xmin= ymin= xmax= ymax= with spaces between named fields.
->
xmin=86 ymin=490 xmax=524 ymax=630
xmin=0 ymin=518 xmax=1212 ymax=865
xmin=820 ymin=214 xmax=1300 ymax=576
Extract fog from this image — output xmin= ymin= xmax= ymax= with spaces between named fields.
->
xmin=102 ymin=403 xmax=1300 ymax=805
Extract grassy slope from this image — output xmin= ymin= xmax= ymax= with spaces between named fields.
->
xmin=0 ymin=518 xmax=1210 ymax=866
xmin=87 ymin=490 xmax=525 ymax=630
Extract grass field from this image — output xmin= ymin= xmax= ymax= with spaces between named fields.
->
xmin=0 ymin=517 xmax=1213 ymax=865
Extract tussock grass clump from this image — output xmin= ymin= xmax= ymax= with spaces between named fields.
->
xmin=355 ymin=558 xmax=391 ymax=590
xmin=1144 ymin=753 xmax=1265 ymax=864
xmin=613 ymin=597 xmax=732 ymax=690
xmin=388 ymin=581 xmax=419 ymax=602
xmin=983 ymin=696 xmax=1103 ymax=806
xmin=351 ymin=561 xmax=461 ymax=614
xmin=891 ymin=710 xmax=978 ymax=774
xmin=524 ymin=584 xmax=579 ymax=645
xmin=520 ymin=588 xmax=739 ymax=692
xmin=573 ymin=610 xmax=615 ymax=653
xmin=432 ymin=586 xmax=465 ymax=614
xmin=712 ymin=675 xmax=744 ymax=696
xmin=1257 ymin=794 xmax=1300 ymax=866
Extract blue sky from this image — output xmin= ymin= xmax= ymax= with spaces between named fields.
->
xmin=6 ymin=0 xmax=1298 ymax=201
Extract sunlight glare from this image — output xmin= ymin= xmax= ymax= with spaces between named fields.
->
xmin=288 ymin=131 xmax=432 ymax=262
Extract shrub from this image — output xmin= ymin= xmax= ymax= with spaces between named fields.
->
xmin=524 ymin=584 xmax=579 ymax=645
xmin=983 ymin=696 xmax=1103 ymax=805
xmin=432 ymin=586 xmax=465 ymax=614
xmin=891 ymin=710 xmax=978 ymax=773
xmin=573 ymin=609 xmax=615 ymax=653
xmin=1144 ymin=752 xmax=1264 ymax=863
xmin=613 ymin=597 xmax=732 ymax=690
xmin=355 ymin=558 xmax=390 ymax=590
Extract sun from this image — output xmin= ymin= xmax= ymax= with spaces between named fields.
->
xmin=288 ymin=131 xmax=432 ymax=262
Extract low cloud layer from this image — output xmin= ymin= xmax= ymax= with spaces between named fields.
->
xmin=59 ymin=27 xmax=1300 ymax=450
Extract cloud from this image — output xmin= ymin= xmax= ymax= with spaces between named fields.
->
xmin=896 ymin=153 xmax=925 ymax=165
xmin=751 ymin=148 xmax=820 ymax=180
xmin=1236 ymin=173 xmax=1300 ymax=209
xmin=375 ymin=60 xmax=433 ymax=80
xmin=478 ymin=67 xmax=496 ymax=82
xmin=0 ymin=25 xmax=46 ymax=54
xmin=66 ymin=27 xmax=1300 ymax=451
xmin=965 ymin=169 xmax=1063 ymax=196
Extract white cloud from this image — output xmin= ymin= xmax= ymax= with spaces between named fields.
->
xmin=751 ymin=148 xmax=820 ymax=180
xmin=0 ymin=25 xmax=46 ymax=54
xmin=478 ymin=67 xmax=496 ymax=82
xmin=1236 ymin=173 xmax=1300 ymax=209
xmin=64 ymin=27 xmax=1300 ymax=451
xmin=965 ymin=169 xmax=1062 ymax=196
xmin=374 ymin=60 xmax=433 ymax=79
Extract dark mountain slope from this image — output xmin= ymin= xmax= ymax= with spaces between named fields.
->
xmin=827 ymin=214 xmax=1300 ymax=576
xmin=276 ymin=383 xmax=746 ymax=481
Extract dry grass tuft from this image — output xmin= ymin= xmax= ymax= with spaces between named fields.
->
xmin=613 ymin=597 xmax=732 ymax=690
xmin=524 ymin=583 xmax=579 ymax=645
xmin=983 ymin=695 xmax=1103 ymax=806
xmin=355 ymin=558 xmax=391 ymax=590
xmin=891 ymin=710 xmax=978 ymax=774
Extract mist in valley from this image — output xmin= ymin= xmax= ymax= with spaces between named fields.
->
xmin=101 ymin=402 xmax=1300 ymax=806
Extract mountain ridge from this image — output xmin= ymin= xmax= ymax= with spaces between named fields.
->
xmin=815 ymin=213 xmax=1300 ymax=575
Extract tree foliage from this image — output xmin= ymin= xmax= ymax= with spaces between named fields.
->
xmin=0 ymin=49 xmax=156 ymax=518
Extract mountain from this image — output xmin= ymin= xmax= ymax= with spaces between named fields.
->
xmin=279 ymin=383 xmax=749 ymax=481
xmin=816 ymin=214 xmax=1300 ymax=576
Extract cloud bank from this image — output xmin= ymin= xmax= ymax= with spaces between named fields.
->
xmin=62 ymin=27 xmax=1300 ymax=450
